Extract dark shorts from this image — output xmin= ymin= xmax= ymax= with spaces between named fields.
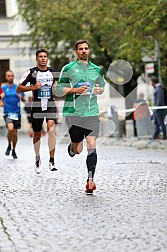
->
xmin=66 ymin=116 xmax=100 ymax=143
xmin=31 ymin=102 xmax=57 ymax=132
xmin=4 ymin=115 xmax=21 ymax=129
xmin=27 ymin=116 xmax=32 ymax=124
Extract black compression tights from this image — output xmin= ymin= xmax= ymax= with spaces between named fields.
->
xmin=86 ymin=149 xmax=97 ymax=181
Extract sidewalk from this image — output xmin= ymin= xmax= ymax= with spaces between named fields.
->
xmin=105 ymin=136 xmax=167 ymax=150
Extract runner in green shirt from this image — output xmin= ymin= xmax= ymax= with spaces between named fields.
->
xmin=56 ymin=39 xmax=105 ymax=194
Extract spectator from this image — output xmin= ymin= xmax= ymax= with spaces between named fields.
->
xmin=151 ymin=76 xmax=166 ymax=139
xmin=133 ymin=93 xmax=145 ymax=136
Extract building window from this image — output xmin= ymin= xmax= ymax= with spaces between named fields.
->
xmin=0 ymin=60 xmax=9 ymax=85
xmin=0 ymin=0 xmax=6 ymax=17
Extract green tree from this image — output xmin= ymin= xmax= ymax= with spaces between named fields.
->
xmin=17 ymin=0 xmax=167 ymax=83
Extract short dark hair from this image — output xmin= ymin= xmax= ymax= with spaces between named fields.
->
xmin=5 ymin=70 xmax=13 ymax=75
xmin=151 ymin=76 xmax=159 ymax=84
xmin=36 ymin=48 xmax=49 ymax=57
xmin=75 ymin=40 xmax=90 ymax=50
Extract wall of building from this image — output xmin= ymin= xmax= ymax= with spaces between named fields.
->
xmin=0 ymin=0 xmax=36 ymax=84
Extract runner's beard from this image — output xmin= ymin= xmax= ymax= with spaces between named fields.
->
xmin=8 ymin=80 xmax=14 ymax=84
xmin=81 ymin=55 xmax=88 ymax=61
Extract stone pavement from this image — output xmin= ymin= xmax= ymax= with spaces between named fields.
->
xmin=0 ymin=133 xmax=167 ymax=252
xmin=106 ymin=136 xmax=167 ymax=150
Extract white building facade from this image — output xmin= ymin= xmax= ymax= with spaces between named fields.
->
xmin=0 ymin=0 xmax=36 ymax=132
xmin=0 ymin=0 xmax=35 ymax=84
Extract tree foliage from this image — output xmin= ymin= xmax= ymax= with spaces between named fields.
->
xmin=17 ymin=0 xmax=167 ymax=81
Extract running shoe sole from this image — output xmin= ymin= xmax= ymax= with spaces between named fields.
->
xmin=49 ymin=162 xmax=58 ymax=171
xmin=5 ymin=146 xmax=11 ymax=156
xmin=68 ymin=143 xmax=75 ymax=157
xmin=85 ymin=189 xmax=94 ymax=194
xmin=50 ymin=166 xmax=58 ymax=171
xmin=12 ymin=150 xmax=17 ymax=159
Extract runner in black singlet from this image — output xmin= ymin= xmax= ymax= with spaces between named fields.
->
xmin=17 ymin=48 xmax=57 ymax=173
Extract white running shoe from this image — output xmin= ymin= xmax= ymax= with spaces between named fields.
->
xmin=35 ymin=160 xmax=42 ymax=174
xmin=49 ymin=162 xmax=58 ymax=171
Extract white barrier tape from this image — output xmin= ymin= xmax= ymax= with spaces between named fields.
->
xmin=118 ymin=106 xmax=167 ymax=113
xmin=148 ymin=106 xmax=167 ymax=110
xmin=118 ymin=108 xmax=135 ymax=113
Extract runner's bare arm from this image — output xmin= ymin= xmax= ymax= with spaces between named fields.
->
xmin=16 ymin=82 xmax=42 ymax=92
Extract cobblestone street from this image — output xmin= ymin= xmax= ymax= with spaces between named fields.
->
xmin=0 ymin=134 xmax=167 ymax=252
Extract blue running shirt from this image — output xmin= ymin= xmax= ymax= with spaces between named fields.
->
xmin=2 ymin=83 xmax=25 ymax=114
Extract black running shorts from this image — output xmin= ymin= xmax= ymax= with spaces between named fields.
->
xmin=31 ymin=101 xmax=57 ymax=132
xmin=66 ymin=116 xmax=100 ymax=143
xmin=4 ymin=115 xmax=21 ymax=129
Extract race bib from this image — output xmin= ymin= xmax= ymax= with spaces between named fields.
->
xmin=41 ymin=98 xmax=48 ymax=111
xmin=76 ymin=82 xmax=92 ymax=95
xmin=38 ymin=86 xmax=51 ymax=99
xmin=8 ymin=113 xmax=18 ymax=120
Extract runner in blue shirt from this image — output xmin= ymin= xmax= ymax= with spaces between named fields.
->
xmin=1 ymin=70 xmax=25 ymax=159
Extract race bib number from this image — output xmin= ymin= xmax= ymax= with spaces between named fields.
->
xmin=76 ymin=82 xmax=92 ymax=95
xmin=8 ymin=113 xmax=18 ymax=120
xmin=38 ymin=86 xmax=51 ymax=99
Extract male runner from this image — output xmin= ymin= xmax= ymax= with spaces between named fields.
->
xmin=1 ymin=70 xmax=25 ymax=159
xmin=17 ymin=48 xmax=57 ymax=173
xmin=56 ymin=39 xmax=105 ymax=193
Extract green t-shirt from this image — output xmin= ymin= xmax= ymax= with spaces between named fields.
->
xmin=56 ymin=59 xmax=105 ymax=117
